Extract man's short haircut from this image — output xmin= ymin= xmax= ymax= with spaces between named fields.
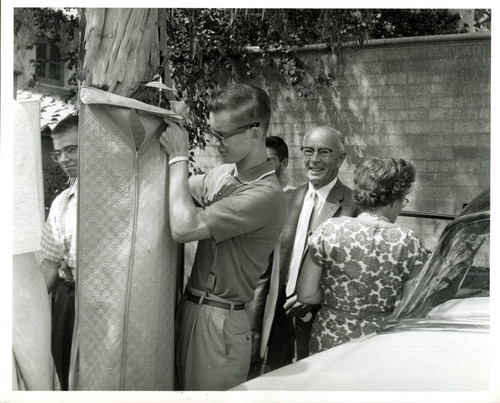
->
xmin=266 ymin=136 xmax=289 ymax=161
xmin=207 ymin=84 xmax=271 ymax=134
xmin=51 ymin=114 xmax=79 ymax=138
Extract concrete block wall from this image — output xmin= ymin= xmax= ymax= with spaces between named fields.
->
xmin=192 ymin=33 xmax=490 ymax=251
xmin=338 ymin=34 xmax=490 ymax=213
xmin=336 ymin=34 xmax=490 ymax=250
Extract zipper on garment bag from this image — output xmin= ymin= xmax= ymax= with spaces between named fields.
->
xmin=119 ymin=149 xmax=140 ymax=389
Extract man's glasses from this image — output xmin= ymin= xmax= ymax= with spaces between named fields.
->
xmin=300 ymin=147 xmax=335 ymax=159
xmin=207 ymin=122 xmax=260 ymax=141
xmin=49 ymin=146 xmax=78 ymax=163
xmin=402 ymin=197 xmax=409 ymax=208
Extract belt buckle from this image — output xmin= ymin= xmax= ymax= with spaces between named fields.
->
xmin=197 ymin=294 xmax=205 ymax=308
xmin=206 ymin=271 xmax=216 ymax=294
xmin=58 ymin=267 xmax=69 ymax=281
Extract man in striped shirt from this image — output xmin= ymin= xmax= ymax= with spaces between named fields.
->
xmin=40 ymin=114 xmax=78 ymax=390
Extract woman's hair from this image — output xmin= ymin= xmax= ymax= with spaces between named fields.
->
xmin=207 ymin=84 xmax=271 ymax=134
xmin=353 ymin=157 xmax=415 ymax=209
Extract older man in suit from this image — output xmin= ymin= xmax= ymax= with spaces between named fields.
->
xmin=259 ymin=125 xmax=360 ymax=371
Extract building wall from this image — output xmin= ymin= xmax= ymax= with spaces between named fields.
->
xmin=14 ymin=24 xmax=78 ymax=92
xmin=14 ymin=25 xmax=37 ymax=89
xmin=193 ymin=33 xmax=491 ymax=251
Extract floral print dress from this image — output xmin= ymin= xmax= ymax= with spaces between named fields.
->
xmin=308 ymin=213 xmax=427 ymax=354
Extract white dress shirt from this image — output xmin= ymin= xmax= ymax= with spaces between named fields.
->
xmin=285 ymin=177 xmax=338 ymax=296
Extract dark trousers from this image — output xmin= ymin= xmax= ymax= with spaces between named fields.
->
xmin=266 ymin=292 xmax=295 ymax=371
xmin=51 ymin=279 xmax=75 ymax=391
xmin=266 ymin=292 xmax=318 ymax=371
xmin=294 ymin=311 xmax=317 ymax=360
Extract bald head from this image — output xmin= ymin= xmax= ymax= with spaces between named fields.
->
xmin=302 ymin=126 xmax=346 ymax=189
xmin=303 ymin=126 xmax=345 ymax=153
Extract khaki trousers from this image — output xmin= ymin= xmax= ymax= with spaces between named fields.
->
xmin=175 ymin=293 xmax=252 ymax=390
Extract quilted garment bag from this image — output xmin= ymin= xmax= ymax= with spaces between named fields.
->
xmin=71 ymin=87 xmax=182 ymax=390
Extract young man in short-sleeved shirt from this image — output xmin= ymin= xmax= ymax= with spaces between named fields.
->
xmin=160 ymin=84 xmax=286 ymax=390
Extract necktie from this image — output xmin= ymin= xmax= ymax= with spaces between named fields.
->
xmin=309 ymin=194 xmax=322 ymax=232
xmin=286 ymin=191 xmax=317 ymax=297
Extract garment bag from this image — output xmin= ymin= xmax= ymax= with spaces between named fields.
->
xmin=71 ymin=87 xmax=182 ymax=390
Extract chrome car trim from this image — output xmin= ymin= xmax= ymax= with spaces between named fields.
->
xmin=400 ymin=210 xmax=455 ymax=221
xmin=381 ymin=318 xmax=489 ymax=334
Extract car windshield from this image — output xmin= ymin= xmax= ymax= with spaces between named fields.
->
xmin=383 ymin=192 xmax=490 ymax=330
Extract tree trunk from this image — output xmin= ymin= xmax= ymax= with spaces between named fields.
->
xmin=73 ymin=8 xmax=180 ymax=391
xmin=81 ymin=8 xmax=160 ymax=97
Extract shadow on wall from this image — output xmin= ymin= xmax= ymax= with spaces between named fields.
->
xmin=338 ymin=38 xmax=490 ymax=215
xmin=191 ymin=35 xmax=490 ymax=253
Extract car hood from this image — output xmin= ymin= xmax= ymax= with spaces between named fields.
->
xmin=234 ymin=329 xmax=489 ymax=391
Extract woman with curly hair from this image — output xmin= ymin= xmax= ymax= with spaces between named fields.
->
xmin=297 ymin=157 xmax=428 ymax=354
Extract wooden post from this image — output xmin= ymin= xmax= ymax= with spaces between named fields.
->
xmin=81 ymin=8 xmax=160 ymax=97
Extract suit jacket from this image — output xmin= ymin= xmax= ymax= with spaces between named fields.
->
xmin=259 ymin=179 xmax=360 ymax=357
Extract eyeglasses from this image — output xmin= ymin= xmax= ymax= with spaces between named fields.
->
xmin=207 ymin=122 xmax=260 ymax=141
xmin=49 ymin=146 xmax=78 ymax=163
xmin=300 ymin=147 xmax=335 ymax=159
xmin=402 ymin=197 xmax=409 ymax=208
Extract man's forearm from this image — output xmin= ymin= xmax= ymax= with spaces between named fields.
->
xmin=39 ymin=258 xmax=59 ymax=293
xmin=161 ymin=120 xmax=211 ymax=243
xmin=168 ymin=162 xmax=210 ymax=243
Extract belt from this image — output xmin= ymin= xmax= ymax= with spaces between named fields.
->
xmin=59 ymin=277 xmax=75 ymax=286
xmin=58 ymin=278 xmax=75 ymax=292
xmin=186 ymin=291 xmax=245 ymax=311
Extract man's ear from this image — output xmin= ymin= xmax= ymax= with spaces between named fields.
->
xmin=281 ymin=158 xmax=289 ymax=170
xmin=337 ymin=152 xmax=347 ymax=168
xmin=251 ymin=126 xmax=263 ymax=141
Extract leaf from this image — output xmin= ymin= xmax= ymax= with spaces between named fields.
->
xmin=144 ymin=81 xmax=175 ymax=91
xmin=170 ymin=100 xmax=190 ymax=119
